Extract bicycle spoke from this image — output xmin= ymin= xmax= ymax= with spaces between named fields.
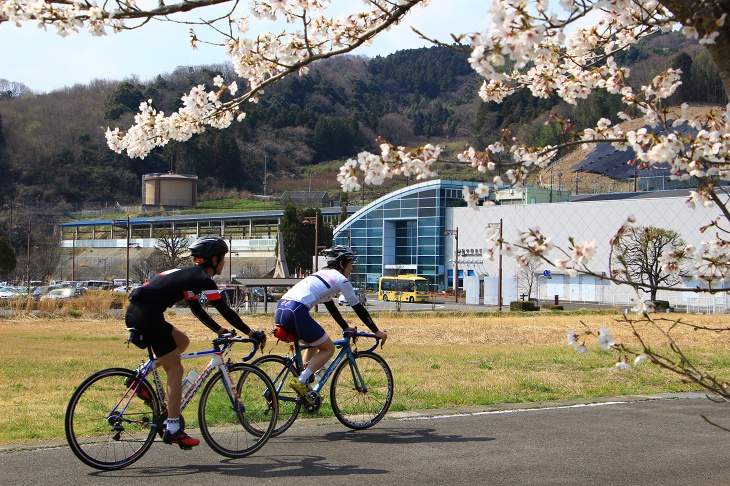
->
xmin=330 ymin=352 xmax=393 ymax=430
xmin=65 ymin=368 xmax=158 ymax=470
xmin=198 ymin=363 xmax=277 ymax=458
xmin=251 ymin=355 xmax=301 ymax=437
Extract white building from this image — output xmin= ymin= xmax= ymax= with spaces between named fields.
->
xmin=448 ymin=190 xmax=725 ymax=311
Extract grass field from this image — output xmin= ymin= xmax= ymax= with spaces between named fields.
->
xmin=2 ymin=309 xmax=730 ymax=445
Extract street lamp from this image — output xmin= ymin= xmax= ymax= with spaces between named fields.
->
xmin=227 ymin=236 xmax=240 ymax=284
xmin=125 ymin=214 xmax=130 ymax=287
xmin=486 ymin=219 xmax=504 ymax=311
xmin=25 ymin=221 xmax=31 ymax=296
xmin=444 ymin=228 xmax=459 ymax=303
xmin=72 ymin=230 xmax=77 ymax=281
xmin=229 ymin=236 xmax=233 ymax=284
xmin=113 ymin=215 xmax=131 ymax=287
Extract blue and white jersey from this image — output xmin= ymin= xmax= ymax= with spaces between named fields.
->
xmin=283 ymin=268 xmax=359 ymax=309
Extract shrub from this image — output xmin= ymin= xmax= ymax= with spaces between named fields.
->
xmin=550 ymin=305 xmax=564 ymax=311
xmin=510 ymin=301 xmax=539 ymax=311
xmin=653 ymin=300 xmax=670 ymax=310
xmin=68 ymin=309 xmax=83 ymax=318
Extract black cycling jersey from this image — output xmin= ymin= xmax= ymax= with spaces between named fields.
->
xmin=129 ymin=265 xmax=250 ymax=335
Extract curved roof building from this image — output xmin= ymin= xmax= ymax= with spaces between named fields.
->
xmin=333 ymin=179 xmax=482 ymax=290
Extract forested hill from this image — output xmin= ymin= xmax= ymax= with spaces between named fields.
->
xmin=0 ymin=32 xmax=726 ymax=205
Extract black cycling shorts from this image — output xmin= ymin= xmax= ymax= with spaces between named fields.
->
xmin=125 ymin=303 xmax=177 ymax=358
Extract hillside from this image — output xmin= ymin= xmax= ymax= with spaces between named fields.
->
xmin=533 ymin=105 xmax=723 ymax=195
xmin=0 ymin=32 xmax=726 ymax=207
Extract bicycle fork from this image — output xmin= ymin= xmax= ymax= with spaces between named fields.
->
xmin=214 ymin=355 xmax=247 ymax=414
xmin=346 ymin=353 xmax=368 ymax=394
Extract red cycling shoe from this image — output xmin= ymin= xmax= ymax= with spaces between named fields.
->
xmin=163 ymin=429 xmax=200 ymax=449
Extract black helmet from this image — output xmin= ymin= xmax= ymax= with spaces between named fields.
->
xmin=324 ymin=245 xmax=358 ymax=267
xmin=189 ymin=237 xmax=228 ymax=264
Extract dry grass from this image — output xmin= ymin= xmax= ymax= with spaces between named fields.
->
xmin=1 ymin=290 xmax=127 ymax=318
xmin=2 ymin=310 xmax=730 ymax=445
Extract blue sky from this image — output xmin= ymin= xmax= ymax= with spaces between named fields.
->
xmin=0 ymin=0 xmax=488 ymax=93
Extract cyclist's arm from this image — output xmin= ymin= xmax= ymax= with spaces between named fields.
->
xmin=208 ymin=298 xmax=253 ymax=335
xmin=323 ymin=299 xmax=352 ymax=330
xmin=351 ymin=303 xmax=379 ymax=333
xmin=187 ymin=296 xmax=225 ymax=333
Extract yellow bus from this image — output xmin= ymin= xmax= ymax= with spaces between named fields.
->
xmin=378 ymin=275 xmax=430 ymax=303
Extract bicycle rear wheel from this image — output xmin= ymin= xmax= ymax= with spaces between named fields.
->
xmin=65 ymin=368 xmax=159 ymax=470
xmin=330 ymin=352 xmax=393 ymax=430
xmin=250 ymin=354 xmax=301 ymax=437
xmin=198 ymin=363 xmax=277 ymax=458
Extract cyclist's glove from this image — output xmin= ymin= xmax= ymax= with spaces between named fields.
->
xmin=251 ymin=329 xmax=267 ymax=352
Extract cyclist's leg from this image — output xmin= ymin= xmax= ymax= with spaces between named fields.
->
xmin=147 ymin=321 xmax=198 ymax=447
xmin=287 ymin=303 xmax=334 ymax=377
xmin=157 ymin=347 xmax=199 ymax=447
xmin=303 ymin=339 xmax=335 ymax=373
xmin=156 ymin=349 xmax=184 ymax=420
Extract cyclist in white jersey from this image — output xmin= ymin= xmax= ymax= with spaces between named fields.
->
xmin=274 ymin=245 xmax=387 ymax=401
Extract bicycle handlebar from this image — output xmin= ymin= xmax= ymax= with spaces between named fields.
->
xmin=340 ymin=330 xmax=380 ymax=353
xmin=212 ymin=335 xmax=259 ymax=362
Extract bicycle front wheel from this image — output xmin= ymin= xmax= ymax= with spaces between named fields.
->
xmin=330 ymin=352 xmax=393 ymax=430
xmin=198 ymin=363 xmax=277 ymax=458
xmin=65 ymin=368 xmax=159 ymax=471
xmin=250 ymin=354 xmax=301 ymax=437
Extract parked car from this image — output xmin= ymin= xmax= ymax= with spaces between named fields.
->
xmin=0 ymin=286 xmax=17 ymax=299
xmin=112 ymin=284 xmax=141 ymax=293
xmin=338 ymin=289 xmax=367 ymax=306
xmin=40 ymin=287 xmax=83 ymax=301
xmin=32 ymin=285 xmax=60 ymax=301
xmin=249 ymin=287 xmax=274 ymax=302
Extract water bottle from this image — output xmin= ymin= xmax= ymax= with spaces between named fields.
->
xmin=315 ymin=361 xmax=332 ymax=382
xmin=181 ymin=370 xmax=199 ymax=395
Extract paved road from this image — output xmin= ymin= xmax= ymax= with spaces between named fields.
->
xmin=3 ymin=394 xmax=730 ymax=485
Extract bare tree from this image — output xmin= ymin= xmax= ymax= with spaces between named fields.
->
xmin=0 ymin=78 xmax=31 ymax=99
xmin=516 ymin=259 xmax=542 ymax=300
xmin=236 ymin=262 xmax=262 ymax=278
xmin=131 ymin=257 xmax=155 ymax=283
xmin=612 ymin=226 xmax=691 ymax=301
xmin=154 ymin=233 xmax=193 ymax=270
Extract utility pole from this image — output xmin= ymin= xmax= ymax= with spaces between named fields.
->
xmin=444 ymin=228 xmax=459 ymax=303
xmin=72 ymin=231 xmax=76 ymax=281
xmin=125 ymin=214 xmax=130 ymax=288
xmin=487 ymin=220 xmax=504 ymax=311
xmin=498 ymin=219 xmax=503 ymax=311
xmin=26 ymin=221 xmax=31 ymax=295
xmin=263 ymin=152 xmax=267 ymax=196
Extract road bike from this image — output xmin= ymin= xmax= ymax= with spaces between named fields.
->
xmin=65 ymin=333 xmax=278 ymax=470
xmin=251 ymin=330 xmax=393 ymax=436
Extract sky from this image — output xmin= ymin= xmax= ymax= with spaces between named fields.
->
xmin=0 ymin=0 xmax=489 ymax=94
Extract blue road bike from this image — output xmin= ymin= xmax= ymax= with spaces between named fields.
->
xmin=252 ymin=330 xmax=393 ymax=436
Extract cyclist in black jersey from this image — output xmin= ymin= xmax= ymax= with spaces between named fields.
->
xmin=125 ymin=236 xmax=265 ymax=448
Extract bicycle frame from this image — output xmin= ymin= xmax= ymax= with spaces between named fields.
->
xmin=125 ymin=336 xmax=258 ymax=417
xmin=288 ymin=331 xmax=379 ymax=394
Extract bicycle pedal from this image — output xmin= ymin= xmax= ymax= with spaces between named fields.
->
xmin=179 ymin=444 xmax=193 ymax=451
